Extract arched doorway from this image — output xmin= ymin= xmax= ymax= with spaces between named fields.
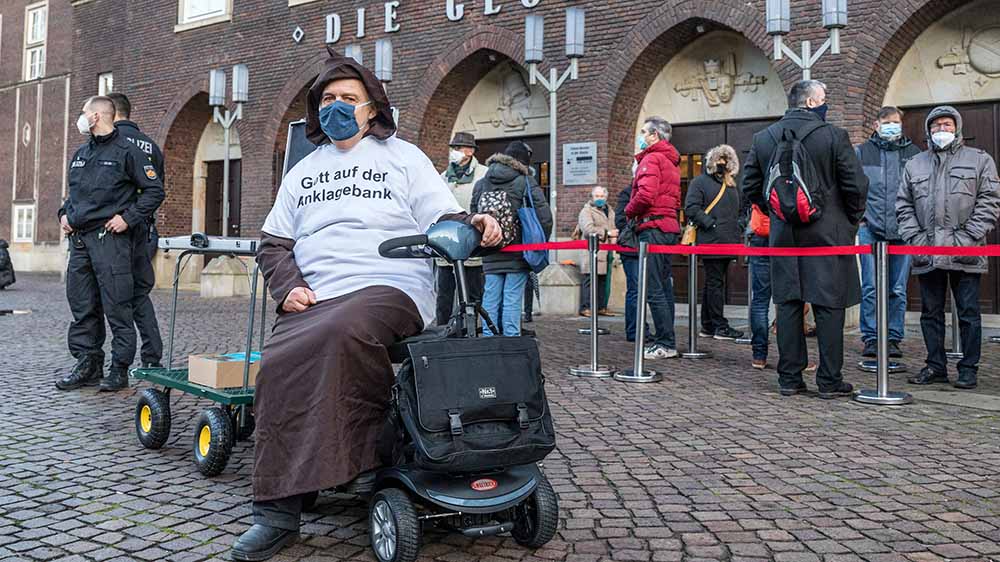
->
xmin=633 ymin=29 xmax=788 ymax=305
xmin=883 ymin=0 xmax=1000 ymax=312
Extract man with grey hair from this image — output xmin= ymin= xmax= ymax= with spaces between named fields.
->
xmin=56 ymin=96 xmax=165 ymax=392
xmin=743 ymin=80 xmax=867 ymax=399
xmin=625 ymin=116 xmax=682 ymax=359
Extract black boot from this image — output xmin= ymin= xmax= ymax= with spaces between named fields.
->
xmin=99 ymin=366 xmax=130 ymax=392
xmin=907 ymin=367 xmax=948 ymax=385
xmin=231 ymin=524 xmax=298 ymax=561
xmin=888 ymin=341 xmax=903 ymax=359
xmin=861 ymin=340 xmax=877 ymax=358
xmin=55 ymin=358 xmax=103 ymax=390
xmin=818 ymin=382 xmax=855 ymax=400
xmin=954 ymin=372 xmax=978 ymax=390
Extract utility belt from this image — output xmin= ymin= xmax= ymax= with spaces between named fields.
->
xmin=636 ymin=214 xmax=665 ymax=225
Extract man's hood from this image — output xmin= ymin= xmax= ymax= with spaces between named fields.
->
xmin=925 ymin=105 xmax=964 ymax=150
xmin=867 ymin=131 xmax=914 ymax=151
xmin=305 ymin=47 xmax=396 ymax=146
xmin=484 ymin=153 xmax=529 ymax=184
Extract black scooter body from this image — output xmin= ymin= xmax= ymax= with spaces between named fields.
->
xmin=374 ymin=463 xmax=541 ymax=515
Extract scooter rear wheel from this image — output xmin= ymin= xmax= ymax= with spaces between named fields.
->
xmin=369 ymin=488 xmax=420 ymax=562
xmin=512 ymin=473 xmax=559 ymax=548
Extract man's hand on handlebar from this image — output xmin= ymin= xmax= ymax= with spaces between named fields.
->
xmin=283 ymin=286 xmax=317 ymax=313
xmin=471 ymin=214 xmax=502 ymax=247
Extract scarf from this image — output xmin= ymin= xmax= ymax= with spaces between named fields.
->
xmin=445 ymin=161 xmax=476 ymax=185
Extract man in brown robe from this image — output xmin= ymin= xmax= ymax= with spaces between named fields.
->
xmin=232 ymin=49 xmax=501 ymax=561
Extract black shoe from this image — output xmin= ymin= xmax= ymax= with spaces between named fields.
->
xmin=231 ymin=524 xmax=299 ymax=561
xmin=779 ymin=383 xmax=808 ymax=396
xmin=818 ymin=382 xmax=855 ymax=400
xmin=907 ymin=367 xmax=948 ymax=385
xmin=99 ymin=367 xmax=129 ymax=392
xmin=888 ymin=341 xmax=903 ymax=358
xmin=713 ymin=326 xmax=744 ymax=341
xmin=954 ymin=372 xmax=978 ymax=390
xmin=861 ymin=340 xmax=877 ymax=358
xmin=521 ymin=328 xmax=536 ymax=338
xmin=55 ymin=358 xmax=103 ymax=390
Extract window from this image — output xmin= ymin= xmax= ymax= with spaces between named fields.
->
xmin=13 ymin=205 xmax=35 ymax=243
xmin=23 ymin=3 xmax=47 ymax=81
xmin=98 ymin=72 xmax=114 ymax=95
xmin=178 ymin=0 xmax=230 ymax=27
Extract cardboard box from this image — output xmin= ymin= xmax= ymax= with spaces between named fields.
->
xmin=188 ymin=352 xmax=261 ymax=389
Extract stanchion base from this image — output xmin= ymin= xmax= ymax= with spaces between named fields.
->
xmin=990 ymin=336 xmax=1000 ymax=343
xmin=568 ymin=365 xmax=615 ymax=378
xmin=857 ymin=360 xmax=907 ymax=373
xmin=734 ymin=337 xmax=752 ymax=345
xmin=613 ymin=369 xmax=662 ymax=383
xmin=854 ymin=389 xmax=913 ymax=405
xmin=578 ymin=328 xmax=611 ymax=336
xmin=946 ymin=351 xmax=964 ymax=360
xmin=681 ymin=351 xmax=711 ymax=359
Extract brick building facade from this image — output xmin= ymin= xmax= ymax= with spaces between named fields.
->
xmin=0 ymin=0 xmax=74 ymax=271
xmin=9 ymin=0 xmax=1000 ymax=308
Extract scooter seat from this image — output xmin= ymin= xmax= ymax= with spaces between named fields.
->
xmin=388 ymin=325 xmax=450 ymax=363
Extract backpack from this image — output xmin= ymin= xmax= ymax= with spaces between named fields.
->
xmin=764 ymin=121 xmax=828 ymax=225
xmin=379 ymin=336 xmax=556 ymax=473
xmin=477 ymin=190 xmax=519 ymax=247
xmin=517 ymin=178 xmax=549 ymax=273
xmin=0 ymin=239 xmax=14 ymax=290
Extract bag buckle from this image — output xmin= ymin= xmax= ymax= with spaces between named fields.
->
xmin=448 ymin=410 xmax=463 ymax=436
xmin=517 ymin=404 xmax=530 ymax=429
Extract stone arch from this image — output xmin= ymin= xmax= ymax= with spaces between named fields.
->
xmin=858 ymin=0 xmax=971 ymax=125
xmin=159 ymin=91 xmax=213 ymax=237
xmin=406 ymin=25 xmax=525 ymax=166
xmin=599 ymin=3 xmax=775 ymax=197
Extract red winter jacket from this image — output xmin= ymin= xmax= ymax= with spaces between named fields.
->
xmin=625 ymin=140 xmax=682 ymax=234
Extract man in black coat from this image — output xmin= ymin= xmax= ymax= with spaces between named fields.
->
xmin=742 ymin=80 xmax=868 ymax=399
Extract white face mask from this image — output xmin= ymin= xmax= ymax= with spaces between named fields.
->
xmin=76 ymin=113 xmax=93 ymax=136
xmin=931 ymin=131 xmax=956 ymax=149
xmin=448 ymin=149 xmax=466 ymax=164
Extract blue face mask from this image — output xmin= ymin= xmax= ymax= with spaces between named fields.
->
xmin=637 ymin=134 xmax=649 ymax=151
xmin=808 ymin=103 xmax=829 ymax=122
xmin=879 ymin=122 xmax=902 ymax=140
xmin=594 ymin=198 xmax=606 ymax=207
xmin=319 ymin=100 xmax=371 ymax=141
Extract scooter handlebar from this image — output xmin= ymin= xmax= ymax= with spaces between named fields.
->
xmin=378 ymin=235 xmax=430 ymax=259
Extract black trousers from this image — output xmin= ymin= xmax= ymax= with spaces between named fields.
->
xmin=579 ymin=274 xmax=607 ymax=312
xmin=253 ymin=495 xmax=302 ymax=531
xmin=131 ymin=221 xmax=162 ymax=365
xmin=776 ymin=300 xmax=844 ymax=391
xmin=918 ymin=269 xmax=981 ymax=376
xmin=435 ymin=265 xmax=485 ymax=326
xmin=66 ymin=228 xmax=136 ymax=368
xmin=700 ymin=258 xmax=731 ymax=333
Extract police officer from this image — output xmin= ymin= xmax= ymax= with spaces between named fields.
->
xmin=108 ymin=92 xmax=165 ymax=369
xmin=56 ymin=96 xmax=165 ymax=392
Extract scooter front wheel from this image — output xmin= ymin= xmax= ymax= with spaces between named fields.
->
xmin=369 ymin=488 xmax=420 ymax=562
xmin=512 ymin=473 xmax=559 ymax=548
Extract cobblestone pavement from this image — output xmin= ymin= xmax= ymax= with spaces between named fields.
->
xmin=2 ymin=273 xmax=1000 ymax=562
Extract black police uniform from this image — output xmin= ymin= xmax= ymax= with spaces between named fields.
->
xmin=59 ymin=126 xmax=165 ymax=384
xmin=116 ymin=120 xmax=166 ymax=366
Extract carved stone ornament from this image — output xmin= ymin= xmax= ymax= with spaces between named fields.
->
xmin=937 ymin=25 xmax=1000 ymax=78
xmin=673 ymin=53 xmax=767 ymax=107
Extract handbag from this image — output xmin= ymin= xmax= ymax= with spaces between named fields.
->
xmin=681 ymin=179 xmax=728 ymax=246
xmin=518 ymin=178 xmax=550 ymax=273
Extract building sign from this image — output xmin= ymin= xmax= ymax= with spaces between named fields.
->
xmin=563 ymin=142 xmax=597 ymax=186
xmin=323 ymin=0 xmax=542 ymax=44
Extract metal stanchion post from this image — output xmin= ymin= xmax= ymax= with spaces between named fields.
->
xmin=615 ymin=241 xmax=662 ymax=383
xmin=946 ymin=305 xmax=963 ymax=359
xmin=682 ymin=252 xmax=710 ymax=359
xmin=857 ymin=241 xmax=912 ymax=405
xmin=735 ymin=256 xmax=752 ymax=344
xmin=571 ymin=233 xmax=614 ymax=378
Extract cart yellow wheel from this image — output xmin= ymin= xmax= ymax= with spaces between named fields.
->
xmin=192 ymin=407 xmax=233 ymax=476
xmin=134 ymin=389 xmax=171 ymax=449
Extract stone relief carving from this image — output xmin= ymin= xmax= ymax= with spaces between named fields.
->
xmin=465 ymin=62 xmax=548 ymax=133
xmin=937 ymin=25 xmax=1000 ymax=79
xmin=673 ymin=53 xmax=767 ymax=107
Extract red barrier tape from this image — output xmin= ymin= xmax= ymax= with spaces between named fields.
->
xmin=503 ymin=241 xmax=1000 ymax=258
xmin=888 ymin=245 xmax=1000 ymax=257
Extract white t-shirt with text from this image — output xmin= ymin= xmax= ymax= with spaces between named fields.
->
xmin=262 ymin=135 xmax=463 ymax=327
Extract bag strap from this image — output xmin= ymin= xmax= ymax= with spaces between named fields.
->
xmin=704 ymin=182 xmax=728 ymax=216
xmin=522 ymin=177 xmax=534 ymax=210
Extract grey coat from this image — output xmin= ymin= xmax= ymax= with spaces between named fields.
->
xmin=897 ymin=105 xmax=1000 ymax=275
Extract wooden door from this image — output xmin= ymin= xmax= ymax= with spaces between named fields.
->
xmin=205 ymin=159 xmax=243 ymax=237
